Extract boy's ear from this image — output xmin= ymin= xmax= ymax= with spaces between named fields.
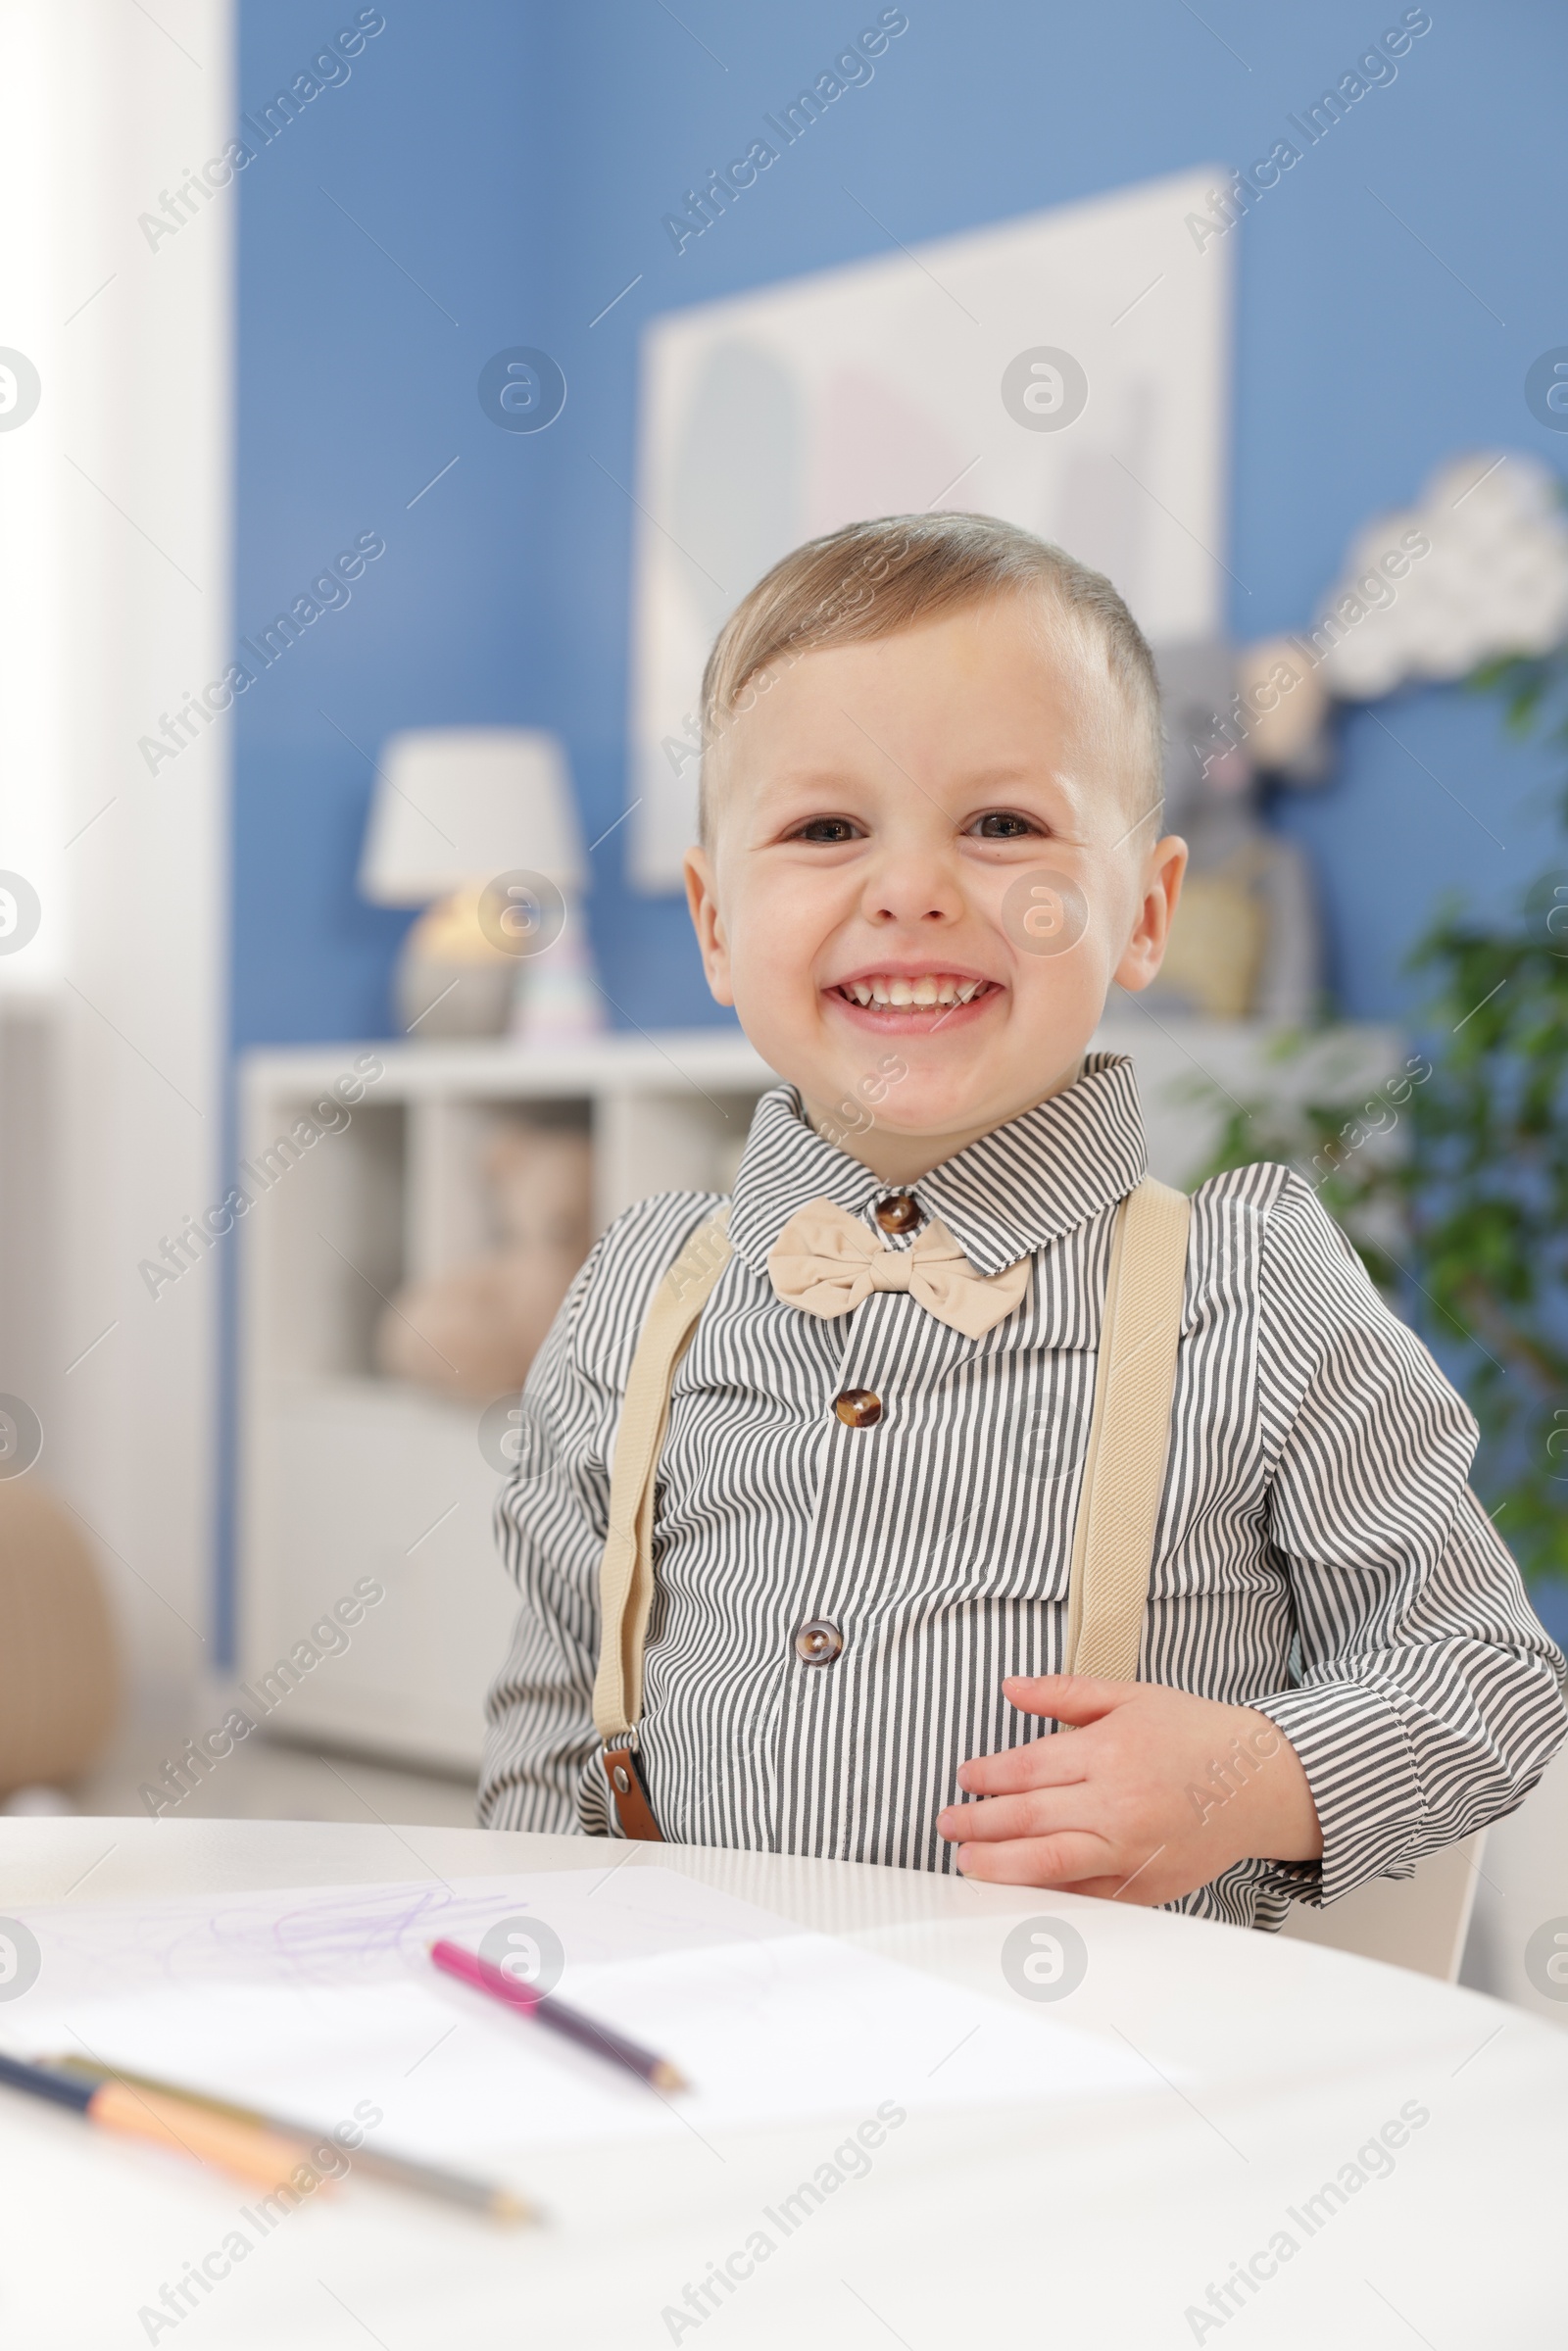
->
xmin=1112 ymin=834 xmax=1188 ymax=993
xmin=683 ymin=845 xmax=735 ymax=1005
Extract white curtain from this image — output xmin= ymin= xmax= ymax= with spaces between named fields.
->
xmin=0 ymin=0 xmax=232 ymax=1709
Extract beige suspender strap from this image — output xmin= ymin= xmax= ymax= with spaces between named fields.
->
xmin=593 ymin=1208 xmax=732 ymax=1766
xmin=1062 ymin=1175 xmax=1192 ymax=1683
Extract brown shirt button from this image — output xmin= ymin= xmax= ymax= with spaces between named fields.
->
xmin=795 ymin=1620 xmax=844 ymax=1666
xmin=874 ymin=1193 xmax=920 ymax=1234
xmin=834 ymin=1389 xmax=882 ymax=1427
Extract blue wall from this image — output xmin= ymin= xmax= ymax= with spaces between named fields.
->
xmin=227 ymin=1 xmax=1568 ymax=1654
xmin=235 ymin=0 xmax=1568 ymax=1051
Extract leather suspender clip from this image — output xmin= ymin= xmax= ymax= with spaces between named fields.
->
xmin=603 ymin=1743 xmax=662 ymax=1842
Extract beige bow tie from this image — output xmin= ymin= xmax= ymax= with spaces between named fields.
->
xmin=766 ymin=1197 xmax=1030 ymax=1340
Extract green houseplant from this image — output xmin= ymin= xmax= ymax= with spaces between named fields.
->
xmin=1200 ymin=647 xmax=1568 ymax=1588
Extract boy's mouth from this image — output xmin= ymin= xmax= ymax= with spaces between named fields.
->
xmin=826 ymin=970 xmax=1002 ymax=1028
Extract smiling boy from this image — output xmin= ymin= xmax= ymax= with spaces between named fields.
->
xmin=479 ymin=514 xmax=1565 ymax=1928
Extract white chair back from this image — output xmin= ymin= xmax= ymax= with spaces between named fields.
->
xmin=1280 ymin=1831 xmax=1486 ymax=1981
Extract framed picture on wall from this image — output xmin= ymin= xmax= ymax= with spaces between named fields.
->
xmin=626 ymin=164 xmax=1234 ymax=890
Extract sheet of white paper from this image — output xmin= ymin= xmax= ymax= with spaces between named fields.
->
xmin=2 ymin=1869 xmax=1150 ymax=2165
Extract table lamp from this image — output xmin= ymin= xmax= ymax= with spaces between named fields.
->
xmin=359 ymin=728 xmax=603 ymax=1042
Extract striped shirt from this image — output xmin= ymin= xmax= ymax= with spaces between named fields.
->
xmin=478 ymin=1053 xmax=1567 ymax=1929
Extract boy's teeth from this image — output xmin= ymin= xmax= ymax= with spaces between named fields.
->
xmin=843 ymin=974 xmax=987 ymax=1008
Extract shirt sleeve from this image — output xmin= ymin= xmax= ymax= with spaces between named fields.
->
xmin=1243 ymin=1173 xmax=1568 ymax=1907
xmin=476 ymin=1190 xmax=721 ymax=1837
xmin=476 ymin=1240 xmax=614 ymax=1836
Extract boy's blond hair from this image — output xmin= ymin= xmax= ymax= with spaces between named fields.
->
xmin=698 ymin=512 xmax=1163 ymax=841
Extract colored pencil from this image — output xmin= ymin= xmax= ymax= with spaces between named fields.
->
xmin=429 ymin=1938 xmax=688 ymax=2092
xmin=0 ymin=2050 xmax=317 ymax=2193
xmin=44 ymin=2054 xmax=535 ymax=2227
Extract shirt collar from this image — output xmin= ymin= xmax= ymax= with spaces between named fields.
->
xmin=725 ymin=1052 xmax=1148 ymax=1282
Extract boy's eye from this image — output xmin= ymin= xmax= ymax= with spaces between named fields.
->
xmin=969 ymin=809 xmax=1044 ymax=840
xmin=790 ymin=815 xmax=864 ymax=845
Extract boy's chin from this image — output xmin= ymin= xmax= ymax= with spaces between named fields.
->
xmin=814 ymin=1062 xmax=1077 ymax=1153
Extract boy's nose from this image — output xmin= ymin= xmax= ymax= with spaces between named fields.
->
xmin=861 ymin=847 xmax=965 ymax=926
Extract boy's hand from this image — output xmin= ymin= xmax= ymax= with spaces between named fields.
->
xmin=937 ymin=1675 xmax=1323 ymax=1904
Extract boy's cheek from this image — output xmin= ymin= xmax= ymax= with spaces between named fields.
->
xmin=726 ymin=872 xmax=858 ymax=992
xmin=1005 ymin=909 xmax=1115 ymax=1020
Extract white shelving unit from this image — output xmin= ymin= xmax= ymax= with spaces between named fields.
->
xmin=235 ymin=1032 xmax=771 ymax=1776
xmin=235 ymin=1017 xmax=1398 ymax=1775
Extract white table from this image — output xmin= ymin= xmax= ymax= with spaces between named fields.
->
xmin=1 ymin=1819 xmax=1562 ymax=2348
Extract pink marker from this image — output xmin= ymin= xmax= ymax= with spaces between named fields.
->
xmin=428 ymin=1938 xmax=687 ymax=2092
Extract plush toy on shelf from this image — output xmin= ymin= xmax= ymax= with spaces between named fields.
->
xmin=1146 ymin=638 xmax=1327 ymax=1024
xmin=374 ymin=1120 xmax=593 ymax=1402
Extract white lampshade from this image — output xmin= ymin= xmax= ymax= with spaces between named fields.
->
xmin=359 ymin=727 xmax=586 ymax=906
